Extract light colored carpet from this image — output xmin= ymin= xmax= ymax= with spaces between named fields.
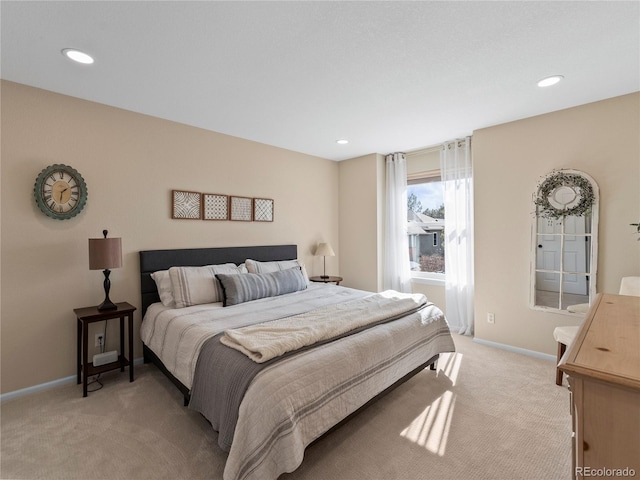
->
xmin=1 ymin=334 xmax=571 ymax=480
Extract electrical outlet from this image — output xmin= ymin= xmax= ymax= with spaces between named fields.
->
xmin=95 ymin=333 xmax=104 ymax=348
xmin=487 ymin=313 xmax=495 ymax=324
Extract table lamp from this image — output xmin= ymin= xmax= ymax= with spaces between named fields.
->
xmin=315 ymin=242 xmax=335 ymax=279
xmin=89 ymin=230 xmax=122 ymax=310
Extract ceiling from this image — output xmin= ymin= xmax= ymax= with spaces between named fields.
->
xmin=2 ymin=1 xmax=638 ymax=161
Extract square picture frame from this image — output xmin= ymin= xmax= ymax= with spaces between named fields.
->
xmin=229 ymin=195 xmax=253 ymax=221
xmin=202 ymin=193 xmax=229 ymax=221
xmin=172 ymin=190 xmax=202 ymax=220
xmin=253 ymin=198 xmax=274 ymax=222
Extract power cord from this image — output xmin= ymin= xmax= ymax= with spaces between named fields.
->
xmin=87 ymin=374 xmax=103 ymax=392
xmin=88 ymin=321 xmax=108 ymax=393
xmin=101 ymin=321 xmax=107 ymax=354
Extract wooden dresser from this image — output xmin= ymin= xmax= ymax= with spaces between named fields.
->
xmin=559 ymin=293 xmax=640 ymax=479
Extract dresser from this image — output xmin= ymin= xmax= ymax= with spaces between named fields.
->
xmin=558 ymin=293 xmax=640 ymax=479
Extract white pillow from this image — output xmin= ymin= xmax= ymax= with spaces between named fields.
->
xmin=169 ymin=263 xmax=248 ymax=308
xmin=150 ymin=270 xmax=175 ymax=308
xmin=244 ymin=259 xmax=310 ymax=286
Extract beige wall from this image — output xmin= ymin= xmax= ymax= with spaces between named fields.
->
xmin=411 ymin=282 xmax=446 ymax=315
xmin=3 ymin=80 xmax=637 ymax=394
xmin=406 ymin=146 xmax=440 ymax=175
xmin=0 ymin=81 xmax=339 ymax=394
xmin=338 ymin=153 xmax=384 ymax=292
xmin=473 ymin=93 xmax=640 ymax=355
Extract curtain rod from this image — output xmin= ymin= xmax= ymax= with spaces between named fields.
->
xmin=388 ymin=135 xmax=472 ymax=156
xmin=442 ymin=137 xmax=472 ymax=150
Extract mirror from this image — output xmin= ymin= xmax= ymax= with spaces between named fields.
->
xmin=531 ymin=170 xmax=599 ymax=313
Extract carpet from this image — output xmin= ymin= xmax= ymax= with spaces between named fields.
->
xmin=0 ymin=334 xmax=571 ymax=480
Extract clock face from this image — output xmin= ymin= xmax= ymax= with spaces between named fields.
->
xmin=34 ymin=164 xmax=88 ymax=220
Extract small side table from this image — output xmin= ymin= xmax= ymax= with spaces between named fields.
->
xmin=309 ymin=276 xmax=343 ymax=285
xmin=75 ymin=301 xmax=136 ymax=397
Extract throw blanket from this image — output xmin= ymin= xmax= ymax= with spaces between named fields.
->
xmin=220 ymin=291 xmax=427 ymax=362
xmin=189 ymin=291 xmax=429 ymax=451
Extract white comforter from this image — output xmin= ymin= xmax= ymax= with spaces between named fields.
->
xmin=140 ymin=283 xmax=455 ymax=480
xmin=221 ymin=291 xmax=427 ymax=362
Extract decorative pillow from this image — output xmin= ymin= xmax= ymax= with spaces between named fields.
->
xmin=169 ymin=263 xmax=248 ymax=308
xmin=150 ymin=270 xmax=175 ymax=308
xmin=244 ymin=259 xmax=310 ymax=285
xmin=216 ymin=267 xmax=308 ymax=307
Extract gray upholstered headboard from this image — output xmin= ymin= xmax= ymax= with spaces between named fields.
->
xmin=139 ymin=244 xmax=297 ymax=316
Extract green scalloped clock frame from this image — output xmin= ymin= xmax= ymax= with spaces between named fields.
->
xmin=34 ymin=164 xmax=88 ymax=220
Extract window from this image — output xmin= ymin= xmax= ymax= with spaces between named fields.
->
xmin=407 ymin=170 xmax=445 ymax=276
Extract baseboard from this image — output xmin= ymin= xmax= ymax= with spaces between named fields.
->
xmin=0 ymin=357 xmax=145 ymax=403
xmin=2 ymin=344 xmax=554 ymax=402
xmin=472 ymin=337 xmax=556 ymax=362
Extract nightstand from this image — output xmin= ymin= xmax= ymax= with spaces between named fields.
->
xmin=309 ymin=276 xmax=343 ymax=285
xmin=75 ymin=302 xmax=136 ymax=397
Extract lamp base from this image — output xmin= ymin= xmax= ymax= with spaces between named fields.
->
xmin=97 ymin=299 xmax=117 ymax=311
xmin=320 ymin=275 xmax=330 ymax=279
xmin=98 ymin=268 xmax=117 ymax=310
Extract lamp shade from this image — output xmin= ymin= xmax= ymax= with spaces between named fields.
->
xmin=89 ymin=237 xmax=122 ymax=270
xmin=315 ymin=242 xmax=335 ymax=257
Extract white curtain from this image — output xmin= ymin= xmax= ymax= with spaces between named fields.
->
xmin=384 ymin=152 xmax=411 ymax=293
xmin=440 ymin=138 xmax=474 ymax=335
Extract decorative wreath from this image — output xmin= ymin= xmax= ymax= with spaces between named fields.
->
xmin=534 ymin=171 xmax=595 ymax=220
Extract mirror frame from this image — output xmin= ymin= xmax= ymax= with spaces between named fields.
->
xmin=530 ymin=169 xmax=599 ymax=314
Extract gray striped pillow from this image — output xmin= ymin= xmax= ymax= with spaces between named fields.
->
xmin=216 ymin=267 xmax=307 ymax=306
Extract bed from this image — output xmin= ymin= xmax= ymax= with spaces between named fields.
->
xmin=139 ymin=245 xmax=455 ymax=480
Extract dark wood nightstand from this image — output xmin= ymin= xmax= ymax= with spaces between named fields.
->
xmin=75 ymin=302 xmax=136 ymax=397
xmin=309 ymin=276 xmax=343 ymax=285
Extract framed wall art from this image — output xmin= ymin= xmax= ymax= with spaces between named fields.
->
xmin=172 ymin=190 xmax=202 ymax=220
xmin=229 ymin=196 xmax=253 ymax=221
xmin=203 ymin=193 xmax=229 ymax=220
xmin=253 ymin=198 xmax=274 ymax=222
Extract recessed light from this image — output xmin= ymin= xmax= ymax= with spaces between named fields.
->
xmin=62 ymin=48 xmax=94 ymax=64
xmin=336 ymin=139 xmax=349 ymax=145
xmin=537 ymin=75 xmax=563 ymax=87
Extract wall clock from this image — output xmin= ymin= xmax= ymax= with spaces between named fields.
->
xmin=34 ymin=164 xmax=88 ymax=220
